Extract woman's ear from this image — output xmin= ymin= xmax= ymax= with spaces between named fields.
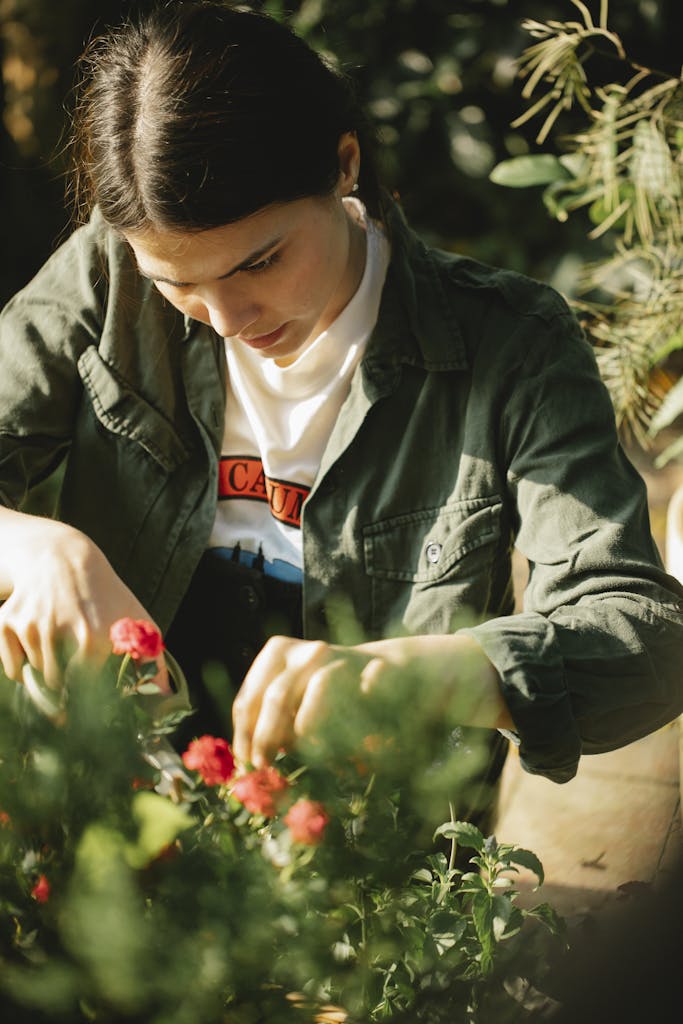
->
xmin=337 ymin=131 xmax=361 ymax=196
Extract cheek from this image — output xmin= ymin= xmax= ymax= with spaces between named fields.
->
xmin=155 ymin=285 xmax=208 ymax=323
xmin=285 ymin=257 xmax=331 ymax=312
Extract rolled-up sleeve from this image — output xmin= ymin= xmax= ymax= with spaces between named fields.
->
xmin=464 ymin=309 xmax=683 ymax=783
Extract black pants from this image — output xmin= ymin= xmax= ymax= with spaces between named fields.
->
xmin=165 ymin=549 xmax=302 ymax=747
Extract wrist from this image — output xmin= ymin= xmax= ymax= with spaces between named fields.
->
xmin=355 ymin=633 xmax=514 ymax=731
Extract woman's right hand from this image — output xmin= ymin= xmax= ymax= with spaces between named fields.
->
xmin=0 ymin=509 xmax=168 ymax=692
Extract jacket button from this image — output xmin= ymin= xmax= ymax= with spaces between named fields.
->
xmin=239 ymin=585 xmax=260 ymax=610
xmin=240 ymin=645 xmax=255 ymax=666
xmin=425 ymin=541 xmax=442 ymax=564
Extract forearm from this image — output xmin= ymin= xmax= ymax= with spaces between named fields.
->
xmin=354 ymin=633 xmax=515 ymax=732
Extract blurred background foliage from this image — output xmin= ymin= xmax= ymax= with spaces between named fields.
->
xmin=1 ymin=0 xmax=680 ymax=307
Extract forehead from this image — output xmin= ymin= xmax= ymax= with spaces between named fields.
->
xmin=124 ymin=204 xmax=287 ymax=282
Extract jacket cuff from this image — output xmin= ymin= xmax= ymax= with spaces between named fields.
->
xmin=460 ymin=613 xmax=581 ymax=783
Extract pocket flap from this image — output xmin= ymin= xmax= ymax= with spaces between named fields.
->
xmin=363 ymin=498 xmax=501 ymax=583
xmin=78 ymin=346 xmax=190 ymax=472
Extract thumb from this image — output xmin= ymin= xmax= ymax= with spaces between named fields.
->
xmin=152 ymin=654 xmax=172 ymax=695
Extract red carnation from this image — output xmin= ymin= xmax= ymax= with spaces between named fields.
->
xmin=284 ymin=799 xmax=330 ymax=846
xmin=182 ymin=735 xmax=236 ymax=786
xmin=31 ymin=874 xmax=50 ymax=903
xmin=110 ymin=617 xmax=165 ymax=662
xmin=231 ymin=766 xmax=290 ymax=817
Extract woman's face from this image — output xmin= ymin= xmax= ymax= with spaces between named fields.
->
xmin=125 ymin=182 xmax=366 ymax=367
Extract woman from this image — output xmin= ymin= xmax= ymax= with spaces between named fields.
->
xmin=0 ymin=2 xmax=681 ymax=794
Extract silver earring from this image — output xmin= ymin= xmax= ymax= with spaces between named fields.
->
xmin=351 ymin=182 xmax=359 ymax=193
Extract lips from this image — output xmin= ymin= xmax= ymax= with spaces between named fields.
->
xmin=238 ymin=324 xmax=287 ymax=350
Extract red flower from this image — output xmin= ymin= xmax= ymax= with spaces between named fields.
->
xmin=284 ymin=799 xmax=330 ymax=846
xmin=31 ymin=874 xmax=50 ymax=903
xmin=0 ymin=811 xmax=11 ymax=829
xmin=110 ymin=618 xmax=165 ymax=662
xmin=231 ymin=767 xmax=290 ymax=817
xmin=182 ymin=736 xmax=236 ymax=786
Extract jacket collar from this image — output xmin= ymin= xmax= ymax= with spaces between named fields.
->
xmin=362 ymin=199 xmax=469 ymax=381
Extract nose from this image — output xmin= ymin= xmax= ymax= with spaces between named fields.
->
xmin=203 ymin=285 xmax=259 ymax=339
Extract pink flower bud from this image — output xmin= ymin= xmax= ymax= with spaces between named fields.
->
xmin=31 ymin=874 xmax=50 ymax=904
xmin=182 ymin=735 xmax=236 ymax=786
xmin=110 ymin=617 xmax=165 ymax=662
xmin=284 ymin=799 xmax=330 ymax=846
xmin=231 ymin=767 xmax=290 ymax=817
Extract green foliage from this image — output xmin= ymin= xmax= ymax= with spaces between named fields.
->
xmin=0 ymin=661 xmax=565 ymax=1023
xmin=490 ymin=0 xmax=683 ymax=456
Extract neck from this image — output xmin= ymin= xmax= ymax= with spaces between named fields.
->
xmin=344 ymin=201 xmax=368 ymax=304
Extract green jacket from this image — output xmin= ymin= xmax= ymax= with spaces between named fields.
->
xmin=1 ymin=204 xmax=682 ymax=783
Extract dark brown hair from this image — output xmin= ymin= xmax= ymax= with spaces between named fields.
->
xmin=69 ymin=1 xmax=386 ymax=232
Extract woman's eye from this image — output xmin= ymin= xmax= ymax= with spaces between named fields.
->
xmin=153 ymin=280 xmax=189 ymax=293
xmin=244 ymin=252 xmax=280 ymax=274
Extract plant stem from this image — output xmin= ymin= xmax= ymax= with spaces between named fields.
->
xmin=447 ymin=801 xmax=457 ymax=873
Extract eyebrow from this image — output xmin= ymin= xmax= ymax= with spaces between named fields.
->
xmin=136 ymin=235 xmax=283 ymax=287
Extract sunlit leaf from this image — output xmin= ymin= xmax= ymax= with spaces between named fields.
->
xmin=125 ymin=791 xmax=193 ymax=869
xmin=490 ymin=154 xmax=571 ymax=188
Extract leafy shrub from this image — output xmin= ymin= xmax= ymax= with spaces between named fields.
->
xmin=0 ymin=635 xmax=564 ymax=1023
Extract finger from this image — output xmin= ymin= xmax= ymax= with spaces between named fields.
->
xmin=233 ymin=636 xmax=327 ymax=765
xmin=67 ymin=622 xmax=110 ymax=682
xmin=250 ymin=674 xmax=306 ymax=767
xmin=40 ymin=632 xmax=64 ymax=692
xmin=232 ymin=638 xmax=289 ymax=765
xmin=292 ymin=665 xmax=336 ymax=739
xmin=18 ymin=618 xmax=45 ymax=676
xmin=151 ymin=654 xmax=171 ymax=695
xmin=0 ymin=624 xmax=26 ymax=682
xmin=293 ymin=657 xmax=365 ymax=760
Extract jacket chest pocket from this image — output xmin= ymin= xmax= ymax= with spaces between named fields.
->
xmin=362 ymin=497 xmax=502 ymax=635
xmin=62 ymin=346 xmax=193 ymax=570
xmin=77 ymin=346 xmax=191 ymax=472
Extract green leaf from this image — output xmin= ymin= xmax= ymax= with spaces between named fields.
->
xmin=502 ymin=905 xmax=525 ymax=940
xmin=526 ymin=901 xmax=567 ymax=937
xmin=136 ymin=682 xmax=163 ymax=695
xmin=471 ymin=893 xmax=495 ymax=974
xmin=433 ymin=820 xmax=484 ymax=851
xmin=62 ymin=826 xmax=151 ymax=1011
xmin=588 ymin=196 xmax=629 ymax=231
xmin=426 ymin=852 xmax=449 ymax=874
xmin=0 ymin=961 xmax=80 ymax=1014
xmin=491 ymin=893 xmax=513 ymax=940
xmin=432 ymin=922 xmax=467 ymax=955
xmin=458 ymin=871 xmax=487 ymax=893
xmin=558 ymin=153 xmax=586 ymax=176
xmin=125 ymin=791 xmax=194 ymax=868
xmin=490 ymin=154 xmax=570 ymax=188
xmin=507 ymin=847 xmax=545 ymax=887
